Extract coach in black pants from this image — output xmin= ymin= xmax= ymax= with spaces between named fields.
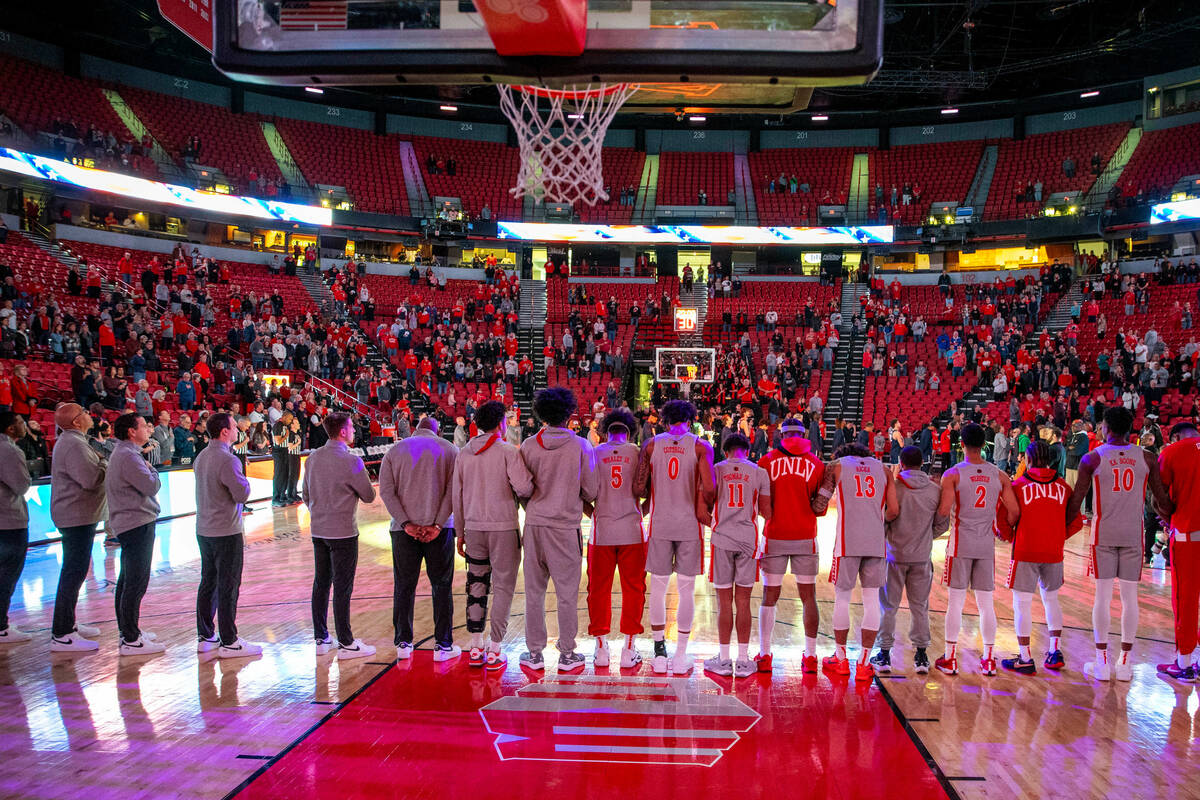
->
xmin=0 ymin=412 xmax=32 ymax=643
xmin=106 ymin=413 xmax=164 ymax=656
xmin=378 ymin=418 xmax=459 ymax=658
xmin=303 ymin=413 xmax=377 ymax=659
xmin=194 ymin=412 xmax=259 ymax=657
xmin=49 ymin=403 xmax=108 ymax=651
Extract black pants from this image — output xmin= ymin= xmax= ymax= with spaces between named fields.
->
xmin=312 ymin=536 xmax=359 ymax=646
xmin=196 ymin=534 xmax=245 ymax=645
xmin=115 ymin=522 xmax=156 ymax=643
xmin=271 ymin=451 xmax=288 ymax=502
xmin=287 ymin=454 xmax=301 ymax=501
xmin=52 ymin=523 xmax=97 ymax=637
xmin=0 ymin=528 xmax=29 ymax=631
xmin=390 ymin=528 xmax=454 ymax=648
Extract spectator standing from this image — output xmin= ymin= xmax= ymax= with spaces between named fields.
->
xmin=0 ymin=412 xmax=31 ymax=643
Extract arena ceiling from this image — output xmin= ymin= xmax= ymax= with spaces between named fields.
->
xmin=15 ymin=0 xmax=1200 ymax=126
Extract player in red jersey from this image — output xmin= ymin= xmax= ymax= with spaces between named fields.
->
xmin=1156 ymin=421 xmax=1200 ymax=681
xmin=996 ymin=440 xmax=1082 ymax=675
xmin=755 ymin=417 xmax=826 ymax=673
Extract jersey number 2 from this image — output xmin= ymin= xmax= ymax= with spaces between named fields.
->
xmin=974 ymin=485 xmax=988 ymax=508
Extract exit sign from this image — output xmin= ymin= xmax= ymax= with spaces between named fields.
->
xmin=674 ymin=308 xmax=698 ymax=332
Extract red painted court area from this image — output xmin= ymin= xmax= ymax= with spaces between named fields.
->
xmin=233 ymin=653 xmax=950 ymax=800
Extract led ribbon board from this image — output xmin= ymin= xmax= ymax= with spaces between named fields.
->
xmin=495 ymin=222 xmax=894 ymax=245
xmin=0 ymin=148 xmax=332 ymax=227
xmin=1151 ymin=198 xmax=1200 ymax=225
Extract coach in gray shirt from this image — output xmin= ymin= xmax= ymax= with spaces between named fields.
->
xmin=150 ymin=410 xmax=174 ymax=467
xmin=379 ymin=417 xmax=458 ymax=660
xmin=0 ymin=412 xmax=32 ymax=643
xmin=303 ymin=412 xmax=377 ymax=659
xmin=194 ymin=412 xmax=258 ymax=658
xmin=49 ymin=403 xmax=108 ymax=651
xmin=106 ymin=413 xmax=164 ymax=656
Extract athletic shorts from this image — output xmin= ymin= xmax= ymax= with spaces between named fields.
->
xmin=1006 ymin=560 xmax=1064 ymax=593
xmin=711 ymin=546 xmax=757 ymax=588
xmin=943 ymin=556 xmax=995 ymax=591
xmin=760 ymin=553 xmax=819 ymax=583
xmin=830 ymin=555 xmax=886 ymax=590
xmin=646 ymin=537 xmax=703 ymax=577
xmin=1091 ymin=544 xmax=1142 ymax=582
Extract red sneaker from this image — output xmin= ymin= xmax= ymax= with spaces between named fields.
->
xmin=801 ymin=654 xmax=819 ymax=674
xmin=469 ymin=647 xmax=485 ymax=667
xmin=822 ymin=654 xmax=851 ymax=676
xmin=485 ymin=651 xmax=507 ymax=670
xmin=980 ymin=656 xmax=998 ymax=676
xmin=855 ymin=660 xmax=875 ymax=682
xmin=754 ymin=653 xmax=773 ymax=673
xmin=935 ymin=655 xmax=959 ymax=675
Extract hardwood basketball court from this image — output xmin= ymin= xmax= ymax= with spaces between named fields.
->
xmin=0 ymin=497 xmax=1192 ymax=800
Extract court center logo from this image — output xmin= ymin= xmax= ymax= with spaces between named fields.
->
xmin=479 ymin=674 xmax=761 ymax=766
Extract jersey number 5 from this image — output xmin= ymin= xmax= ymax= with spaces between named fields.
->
xmin=610 ymin=465 xmax=622 ymax=490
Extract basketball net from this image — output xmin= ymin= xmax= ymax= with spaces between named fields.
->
xmin=497 ymin=83 xmax=640 ymax=207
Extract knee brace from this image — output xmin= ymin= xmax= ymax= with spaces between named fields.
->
xmin=1093 ymin=577 xmax=1114 ymax=644
xmin=649 ymin=573 xmax=671 ymax=627
xmin=860 ymin=587 xmax=881 ymax=631
xmin=1119 ymin=579 xmax=1140 ymax=643
xmin=1013 ymin=591 xmax=1034 ymax=638
xmin=975 ymin=590 xmax=997 ymax=645
xmin=1039 ymin=586 xmax=1063 ymax=632
xmin=465 ymin=555 xmax=491 ymax=633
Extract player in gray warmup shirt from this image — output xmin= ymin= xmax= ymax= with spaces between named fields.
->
xmin=871 ymin=446 xmax=948 ymax=675
xmin=518 ymin=388 xmax=598 ymax=673
xmin=451 ymin=401 xmax=533 ymax=670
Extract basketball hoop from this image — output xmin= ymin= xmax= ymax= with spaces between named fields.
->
xmin=497 ymin=83 xmax=640 ymax=207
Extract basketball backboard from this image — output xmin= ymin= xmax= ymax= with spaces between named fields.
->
xmin=655 ymin=347 xmax=715 ymax=385
xmin=213 ymin=0 xmax=882 ymax=113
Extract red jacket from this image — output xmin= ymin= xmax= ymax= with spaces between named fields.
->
xmin=996 ymin=468 xmax=1080 ymax=563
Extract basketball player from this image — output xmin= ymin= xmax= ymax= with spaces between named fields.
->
xmin=1155 ymin=421 xmax=1198 ymax=681
xmin=872 ymin=446 xmax=947 ymax=674
xmin=812 ymin=443 xmax=898 ymax=681
xmin=755 ymin=417 xmax=826 ymax=673
xmin=703 ymin=434 xmax=771 ymax=677
xmin=633 ymin=399 xmax=716 ymax=675
xmin=519 ymin=388 xmax=598 ymax=672
xmin=997 ymin=440 xmax=1080 ymax=675
xmin=1068 ymin=406 xmax=1172 ymax=680
xmin=451 ymin=401 xmax=533 ymax=669
xmin=585 ymin=409 xmax=646 ymax=669
xmin=936 ymin=423 xmax=1018 ymax=676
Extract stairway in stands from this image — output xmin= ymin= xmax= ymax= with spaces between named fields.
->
xmin=633 ymin=155 xmax=659 ymax=223
xmin=1084 ymin=126 xmax=1143 ymax=211
xmin=962 ymin=144 xmax=999 ymax=215
xmin=515 ymin=278 xmax=548 ymax=416
xmin=296 ymin=269 xmax=336 ymax=317
xmin=101 ymin=89 xmax=186 ymax=182
xmin=822 ymin=281 xmax=870 ymax=454
xmin=397 ymin=140 xmax=432 ymax=217
xmin=732 ymin=153 xmax=758 ymax=225
xmin=847 ymin=153 xmax=871 ymax=224
xmin=260 ymin=121 xmax=311 ymax=194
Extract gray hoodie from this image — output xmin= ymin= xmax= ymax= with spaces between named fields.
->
xmin=378 ymin=428 xmax=457 ymax=532
xmin=885 ymin=469 xmax=949 ymax=562
xmin=520 ymin=427 xmax=598 ymax=528
xmin=452 ymin=432 xmax=534 ymax=532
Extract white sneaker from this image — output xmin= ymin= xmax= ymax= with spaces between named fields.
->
xmin=75 ymin=623 xmax=101 ymax=638
xmin=733 ymin=658 xmax=756 ymax=678
xmin=0 ymin=628 xmax=31 ymax=644
xmin=433 ymin=643 xmax=462 ymax=662
xmin=594 ymin=640 xmax=610 ymax=668
xmin=218 ymin=638 xmax=263 ymax=658
xmin=337 ymin=639 xmax=376 ymax=660
xmin=142 ymin=630 xmax=158 ymax=642
xmin=1115 ymin=661 xmax=1133 ymax=682
xmin=671 ymin=652 xmax=694 ymax=675
xmin=315 ymin=635 xmax=336 ymax=656
xmin=396 ymin=642 xmax=414 ymax=660
xmin=50 ymin=633 xmax=99 ymax=652
xmin=620 ymin=647 xmax=642 ymax=669
xmin=197 ymin=635 xmax=220 ymax=653
xmin=1085 ymin=660 xmax=1111 ymax=681
xmin=119 ymin=634 xmax=166 ymax=656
